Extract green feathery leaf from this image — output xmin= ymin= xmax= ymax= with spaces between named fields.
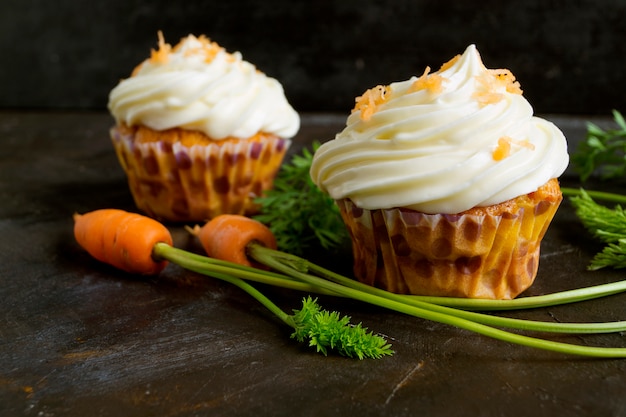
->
xmin=570 ymin=189 xmax=626 ymax=269
xmin=589 ymin=239 xmax=626 ymax=270
xmin=290 ymin=296 xmax=394 ymax=359
xmin=572 ymin=109 xmax=626 ymax=181
xmin=254 ymin=143 xmax=349 ymax=256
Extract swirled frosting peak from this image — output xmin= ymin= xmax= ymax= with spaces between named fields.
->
xmin=310 ymin=45 xmax=569 ymax=214
xmin=108 ymin=32 xmax=300 ymax=140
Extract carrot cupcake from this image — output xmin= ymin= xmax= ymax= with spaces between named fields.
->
xmin=310 ymin=45 xmax=569 ymax=299
xmin=108 ymin=32 xmax=300 ymax=222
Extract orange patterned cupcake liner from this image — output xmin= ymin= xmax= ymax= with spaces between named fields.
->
xmin=111 ymin=126 xmax=290 ymax=222
xmin=337 ymin=180 xmax=562 ymax=299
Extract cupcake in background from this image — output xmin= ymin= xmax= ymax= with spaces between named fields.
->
xmin=108 ymin=32 xmax=300 ymax=222
xmin=310 ymin=45 xmax=568 ymax=299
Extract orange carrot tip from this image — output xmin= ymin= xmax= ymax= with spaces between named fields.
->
xmin=73 ymin=208 xmax=173 ymax=275
xmin=191 ymin=214 xmax=277 ymax=269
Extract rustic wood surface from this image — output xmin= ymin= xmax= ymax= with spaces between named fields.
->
xmin=0 ymin=111 xmax=625 ymax=417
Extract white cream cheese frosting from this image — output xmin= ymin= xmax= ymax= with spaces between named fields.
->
xmin=108 ymin=32 xmax=300 ymax=140
xmin=310 ymin=45 xmax=569 ymax=214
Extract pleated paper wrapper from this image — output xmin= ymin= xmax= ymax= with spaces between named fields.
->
xmin=336 ymin=182 xmax=562 ymax=299
xmin=111 ymin=127 xmax=290 ymax=222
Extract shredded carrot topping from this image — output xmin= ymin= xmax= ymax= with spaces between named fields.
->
xmin=352 ymin=85 xmax=391 ymax=121
xmin=491 ymin=69 xmax=523 ymax=94
xmin=492 ymin=137 xmax=512 ymax=161
xmin=150 ymin=30 xmax=171 ymax=65
xmin=410 ymin=66 xmax=447 ymax=94
xmin=131 ymin=32 xmax=230 ymax=76
xmin=492 ymin=136 xmax=535 ymax=161
xmin=131 ymin=31 xmax=171 ymax=76
xmin=176 ymin=34 xmax=224 ymax=63
xmin=438 ymin=54 xmax=460 ymax=72
xmin=472 ymin=68 xmax=523 ymax=106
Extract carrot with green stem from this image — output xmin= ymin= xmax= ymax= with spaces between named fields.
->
xmin=73 ymin=209 xmax=626 ymax=358
xmin=186 ymin=214 xmax=277 ymax=269
xmin=73 ymin=209 xmax=172 ymax=275
xmin=73 ymin=209 xmax=392 ymax=359
xmin=184 ymin=214 xmax=626 ymax=358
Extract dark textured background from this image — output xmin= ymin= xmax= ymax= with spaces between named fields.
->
xmin=3 ymin=0 xmax=626 ymax=114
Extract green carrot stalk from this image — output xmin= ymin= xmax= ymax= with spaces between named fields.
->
xmin=253 ymin=142 xmax=349 ymax=256
xmin=246 ymin=243 xmax=626 ymax=358
xmin=565 ymin=188 xmax=626 ymax=270
xmin=154 ymin=242 xmax=626 ymax=358
xmin=159 ymin=240 xmax=626 ymax=312
xmin=247 ymin=244 xmax=626 ymax=334
xmin=153 ymin=243 xmax=392 ymax=359
xmin=407 ymin=280 xmax=626 ymax=311
xmin=570 ymin=109 xmax=626 ymax=181
xmin=156 ymin=242 xmax=626 ymax=321
xmin=562 ymin=187 xmax=626 ymax=204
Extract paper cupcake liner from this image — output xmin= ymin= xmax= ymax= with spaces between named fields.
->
xmin=110 ymin=127 xmax=290 ymax=222
xmin=337 ymin=190 xmax=562 ymax=299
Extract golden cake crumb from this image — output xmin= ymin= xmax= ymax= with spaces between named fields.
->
xmin=118 ymin=123 xmax=272 ymax=147
xmin=461 ymin=178 xmax=561 ymax=216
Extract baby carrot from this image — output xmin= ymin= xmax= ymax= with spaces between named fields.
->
xmin=73 ymin=208 xmax=173 ymax=275
xmin=190 ymin=214 xmax=277 ymax=269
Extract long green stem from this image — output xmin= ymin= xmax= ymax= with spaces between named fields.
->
xmin=407 ymin=280 xmax=626 ymax=310
xmin=154 ymin=243 xmax=393 ymax=359
xmin=248 ymin=244 xmax=626 ymax=358
xmin=158 ymin=243 xmax=626 ymax=334
xmin=154 ymin=243 xmax=292 ymax=326
xmin=154 ymin=243 xmax=336 ymax=296
xmin=263 ymin=246 xmax=626 ymax=311
xmin=249 ymin=244 xmax=626 ymax=334
xmin=216 ymin=272 xmax=294 ymax=327
xmin=158 ymin=243 xmax=626 ymax=312
xmin=154 ymin=242 xmax=626 ymax=357
xmin=562 ymin=187 xmax=626 ymax=204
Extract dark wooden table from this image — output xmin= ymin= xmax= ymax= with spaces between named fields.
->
xmin=1 ymin=111 xmax=625 ymax=417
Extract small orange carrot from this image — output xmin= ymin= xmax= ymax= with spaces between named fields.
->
xmin=190 ymin=214 xmax=277 ymax=269
xmin=73 ymin=209 xmax=173 ymax=275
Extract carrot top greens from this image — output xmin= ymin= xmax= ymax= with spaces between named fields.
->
xmin=562 ymin=188 xmax=626 ymax=270
xmin=253 ymin=142 xmax=349 ymax=256
xmin=291 ymin=296 xmax=393 ymax=359
xmin=571 ymin=109 xmax=626 ymax=181
xmin=565 ymin=108 xmax=626 ymax=270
